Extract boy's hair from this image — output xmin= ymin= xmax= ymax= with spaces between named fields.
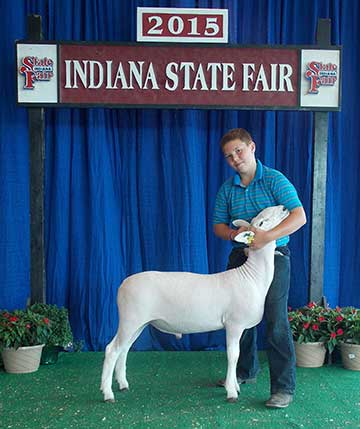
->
xmin=220 ymin=128 xmax=253 ymax=149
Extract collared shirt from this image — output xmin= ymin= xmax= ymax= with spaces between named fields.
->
xmin=213 ymin=160 xmax=302 ymax=247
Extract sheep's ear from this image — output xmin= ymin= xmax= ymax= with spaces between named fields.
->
xmin=234 ymin=231 xmax=255 ymax=245
xmin=232 ymin=219 xmax=251 ymax=228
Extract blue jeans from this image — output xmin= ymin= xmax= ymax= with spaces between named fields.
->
xmin=226 ymin=247 xmax=296 ymax=395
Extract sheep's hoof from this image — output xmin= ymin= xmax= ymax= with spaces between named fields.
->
xmin=227 ymin=397 xmax=238 ymax=403
xmin=105 ymin=398 xmax=116 ymax=403
xmin=120 ymin=387 xmax=129 ymax=392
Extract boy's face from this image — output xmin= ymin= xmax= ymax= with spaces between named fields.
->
xmin=222 ymin=139 xmax=256 ymax=175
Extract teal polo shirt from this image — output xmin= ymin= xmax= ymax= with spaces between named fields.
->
xmin=213 ymin=160 xmax=302 ymax=247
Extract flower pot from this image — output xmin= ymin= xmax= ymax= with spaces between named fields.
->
xmin=40 ymin=345 xmax=62 ymax=365
xmin=294 ymin=341 xmax=326 ymax=368
xmin=340 ymin=342 xmax=360 ymax=371
xmin=1 ymin=344 xmax=45 ymax=374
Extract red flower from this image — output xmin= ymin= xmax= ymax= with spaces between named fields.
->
xmin=43 ymin=318 xmax=49 ymax=325
xmin=308 ymin=302 xmax=316 ymax=309
xmin=26 ymin=324 xmax=31 ymax=329
xmin=330 ymin=332 xmax=337 ymax=338
xmin=337 ymin=328 xmax=344 ymax=335
xmin=288 ymin=316 xmax=293 ymax=321
xmin=336 ymin=306 xmax=341 ymax=313
xmin=336 ymin=315 xmax=343 ymax=322
xmin=303 ymin=322 xmax=310 ymax=329
xmin=318 ymin=316 xmax=325 ymax=322
xmin=312 ymin=324 xmax=319 ymax=331
xmin=9 ymin=316 xmax=18 ymax=322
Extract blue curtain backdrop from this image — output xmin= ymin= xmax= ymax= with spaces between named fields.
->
xmin=1 ymin=0 xmax=359 ymax=351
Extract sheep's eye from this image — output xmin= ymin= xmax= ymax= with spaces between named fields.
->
xmin=259 ymin=221 xmax=264 ymax=227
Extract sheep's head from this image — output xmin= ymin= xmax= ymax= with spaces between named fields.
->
xmin=233 ymin=206 xmax=289 ymax=244
xmin=251 ymin=205 xmax=289 ymax=231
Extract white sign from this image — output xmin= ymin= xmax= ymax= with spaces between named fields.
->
xmin=300 ymin=49 xmax=340 ymax=108
xmin=17 ymin=44 xmax=58 ymax=104
xmin=137 ymin=7 xmax=228 ymax=43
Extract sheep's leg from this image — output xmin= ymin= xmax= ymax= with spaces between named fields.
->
xmin=114 ymin=347 xmax=131 ymax=391
xmin=114 ymin=325 xmax=145 ymax=392
xmin=101 ymin=322 xmax=145 ymax=402
xmin=225 ymin=325 xmax=244 ymax=403
xmin=101 ymin=336 xmax=122 ymax=402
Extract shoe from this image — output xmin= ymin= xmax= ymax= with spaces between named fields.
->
xmin=265 ymin=393 xmax=293 ymax=408
xmin=216 ymin=377 xmax=256 ymax=387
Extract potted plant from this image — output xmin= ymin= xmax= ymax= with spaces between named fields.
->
xmin=28 ymin=303 xmax=73 ymax=364
xmin=0 ymin=308 xmax=52 ymax=373
xmin=335 ymin=307 xmax=360 ymax=370
xmin=288 ymin=302 xmax=345 ymax=367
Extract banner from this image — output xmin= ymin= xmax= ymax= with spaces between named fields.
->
xmin=16 ymin=42 xmax=341 ymax=111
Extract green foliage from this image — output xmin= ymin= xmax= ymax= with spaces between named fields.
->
xmin=0 ymin=309 xmax=52 ymax=350
xmin=72 ymin=339 xmax=85 ymax=352
xmin=288 ymin=302 xmax=359 ymax=353
xmin=28 ymin=304 xmax=73 ymax=347
xmin=336 ymin=306 xmax=360 ymax=345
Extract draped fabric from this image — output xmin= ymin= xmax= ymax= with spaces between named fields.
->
xmin=1 ymin=0 xmax=359 ymax=350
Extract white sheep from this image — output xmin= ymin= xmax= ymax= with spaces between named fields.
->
xmin=101 ymin=205 xmax=289 ymax=403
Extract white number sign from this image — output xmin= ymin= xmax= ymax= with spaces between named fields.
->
xmin=137 ymin=7 xmax=228 ymax=43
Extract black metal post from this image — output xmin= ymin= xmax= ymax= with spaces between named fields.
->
xmin=28 ymin=15 xmax=46 ymax=304
xmin=309 ymin=19 xmax=331 ymax=304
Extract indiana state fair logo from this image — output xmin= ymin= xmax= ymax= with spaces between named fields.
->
xmin=305 ymin=61 xmax=338 ymax=94
xmin=19 ymin=56 xmax=54 ymax=89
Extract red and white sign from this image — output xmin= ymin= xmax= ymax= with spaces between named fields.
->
xmin=300 ymin=50 xmax=340 ymax=108
xmin=58 ymin=45 xmax=298 ymax=107
xmin=137 ymin=7 xmax=228 ymax=43
xmin=16 ymin=43 xmax=341 ymax=110
xmin=17 ymin=44 xmax=58 ymax=103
